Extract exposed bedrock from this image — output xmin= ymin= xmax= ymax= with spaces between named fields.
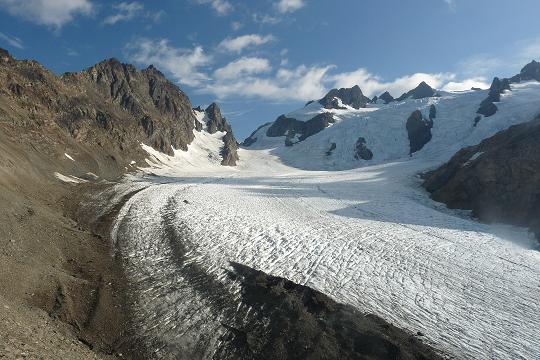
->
xmin=423 ymin=116 xmax=540 ymax=242
xmin=266 ymin=113 xmax=336 ymax=144
xmin=406 ymin=110 xmax=433 ymax=155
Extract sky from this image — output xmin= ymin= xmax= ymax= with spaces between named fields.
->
xmin=1 ymin=0 xmax=540 ymax=139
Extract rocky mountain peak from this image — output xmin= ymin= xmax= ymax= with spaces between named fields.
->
xmin=379 ymin=91 xmax=395 ymax=104
xmin=205 ymin=102 xmax=230 ymax=134
xmin=515 ymin=60 xmax=540 ymax=82
xmin=397 ymin=81 xmax=436 ymax=101
xmin=203 ymin=102 xmax=239 ymax=166
xmin=319 ymin=85 xmax=370 ymax=110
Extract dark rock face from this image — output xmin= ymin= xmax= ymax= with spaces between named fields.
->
xmin=266 ymin=115 xmax=304 ymax=138
xmin=406 ymin=110 xmax=433 ymax=154
xmin=319 ymin=85 xmax=370 ymax=110
xmin=266 ymin=113 xmax=335 ymax=144
xmin=300 ymin=113 xmax=335 ymax=141
xmin=429 ymin=104 xmax=437 ymax=120
xmin=354 ymin=137 xmax=373 ymax=160
xmin=204 ymin=103 xmax=239 ymax=166
xmin=396 ymin=82 xmax=435 ymax=101
xmin=221 ymin=131 xmax=240 ymax=166
xmin=476 ymin=77 xmax=511 ymax=119
xmin=326 ymin=142 xmax=336 ymax=156
xmin=214 ymin=262 xmax=445 ymax=360
xmin=510 ymin=60 xmax=540 ymax=82
xmin=205 ymin=102 xmax=228 ymax=134
xmin=379 ymin=91 xmax=395 ymax=104
xmin=423 ymin=116 xmax=540 ymax=243
xmin=370 ymin=95 xmax=378 ymax=103
xmin=77 ymin=59 xmax=198 ymax=155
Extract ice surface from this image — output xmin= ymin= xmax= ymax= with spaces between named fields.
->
xmin=110 ymin=84 xmax=540 ymax=359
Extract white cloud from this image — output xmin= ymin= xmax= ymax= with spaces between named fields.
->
xmin=214 ymin=57 xmax=271 ymax=80
xmin=102 ymin=2 xmax=164 ymax=26
xmin=442 ymin=77 xmax=490 ymax=92
xmin=218 ymin=34 xmax=275 ymax=53
xmin=0 ymin=31 xmax=23 ymax=49
xmin=252 ymin=13 xmax=281 ymax=25
xmin=127 ymin=38 xmax=212 ymax=87
xmin=0 ymin=0 xmax=93 ymax=28
xmin=330 ymin=68 xmax=456 ymax=97
xmin=103 ymin=2 xmax=143 ymax=25
xmin=276 ymin=0 xmax=305 ymax=13
xmin=195 ymin=0 xmax=232 ymax=16
xmin=204 ymin=63 xmax=332 ymax=101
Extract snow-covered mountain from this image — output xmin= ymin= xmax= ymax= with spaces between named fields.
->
xmin=243 ymin=62 xmax=540 ymax=171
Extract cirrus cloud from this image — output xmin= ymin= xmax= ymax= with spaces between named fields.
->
xmin=218 ymin=34 xmax=275 ymax=53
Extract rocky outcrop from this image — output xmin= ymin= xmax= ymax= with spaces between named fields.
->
xmin=406 ymin=110 xmax=433 ymax=154
xmin=354 ymin=137 xmax=373 ymax=160
xmin=221 ymin=131 xmax=240 ymax=166
xmin=266 ymin=115 xmax=304 ymax=137
xmin=423 ymin=116 xmax=540 ymax=242
xmin=476 ymin=77 xmax=511 ymax=119
xmin=266 ymin=113 xmax=335 ymax=144
xmin=429 ymin=104 xmax=437 ymax=120
xmin=396 ymin=82 xmax=436 ymax=102
xmin=326 ymin=142 xmax=336 ymax=156
xmin=319 ymin=85 xmax=371 ymax=110
xmin=204 ymin=103 xmax=239 ymax=166
xmin=218 ymin=262 xmax=445 ymax=360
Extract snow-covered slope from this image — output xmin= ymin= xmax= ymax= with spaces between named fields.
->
xmin=245 ymin=81 xmax=540 ymax=170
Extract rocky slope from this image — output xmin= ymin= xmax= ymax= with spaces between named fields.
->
xmin=423 ymin=115 xmax=540 ymax=242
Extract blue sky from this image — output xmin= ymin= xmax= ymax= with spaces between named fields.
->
xmin=1 ymin=0 xmax=539 ymax=138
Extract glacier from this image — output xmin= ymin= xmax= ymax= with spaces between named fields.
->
xmin=108 ymin=83 xmax=540 ymax=359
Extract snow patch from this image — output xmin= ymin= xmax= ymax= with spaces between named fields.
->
xmin=54 ymin=172 xmax=87 ymax=184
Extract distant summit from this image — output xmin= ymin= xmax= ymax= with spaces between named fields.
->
xmin=318 ymin=85 xmax=371 ymax=110
xmin=510 ymin=60 xmax=540 ymax=82
xmin=396 ymin=81 xmax=436 ymax=101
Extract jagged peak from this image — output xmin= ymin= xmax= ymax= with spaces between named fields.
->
xmin=319 ymin=85 xmax=370 ymax=110
xmin=397 ymin=81 xmax=436 ymax=101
